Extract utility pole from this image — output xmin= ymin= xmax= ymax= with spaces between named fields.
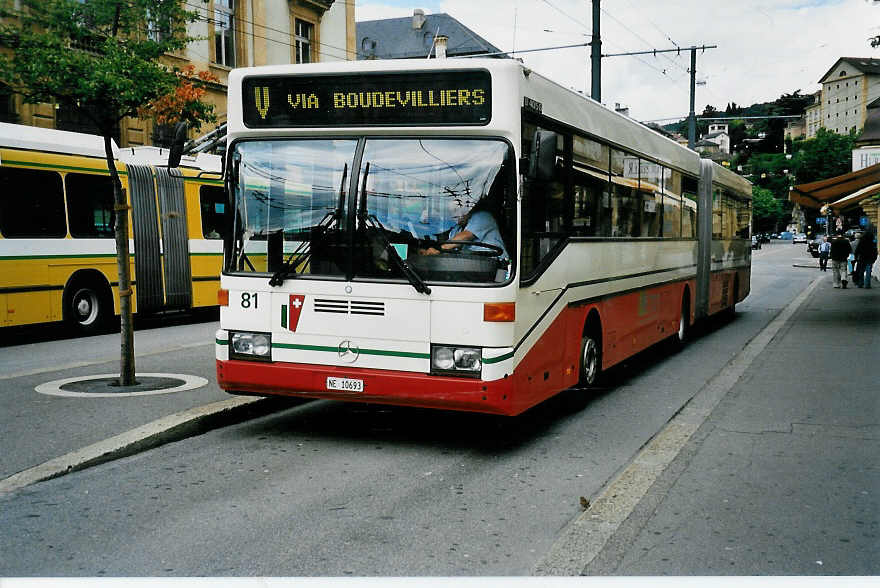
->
xmin=688 ymin=48 xmax=697 ymax=150
xmin=602 ymin=45 xmax=716 ymax=150
xmin=590 ymin=0 xmax=601 ymax=102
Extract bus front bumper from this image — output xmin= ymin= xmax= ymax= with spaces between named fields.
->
xmin=216 ymin=359 xmax=518 ymax=415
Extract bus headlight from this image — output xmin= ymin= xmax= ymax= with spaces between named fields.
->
xmin=431 ymin=345 xmax=481 ymax=377
xmin=230 ymin=331 xmax=272 ymax=361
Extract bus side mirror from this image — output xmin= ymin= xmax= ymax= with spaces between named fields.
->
xmin=526 ymin=130 xmax=558 ymax=181
xmin=167 ymin=122 xmax=188 ymax=169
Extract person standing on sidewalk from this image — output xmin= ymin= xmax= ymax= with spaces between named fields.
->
xmin=818 ymin=236 xmax=831 ymax=271
xmin=854 ymin=230 xmax=877 ymax=288
xmin=850 ymin=234 xmax=862 ymax=287
xmin=830 ymin=231 xmax=853 ymax=288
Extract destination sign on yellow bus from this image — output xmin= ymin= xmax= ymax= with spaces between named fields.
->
xmin=242 ymin=71 xmax=491 ymax=127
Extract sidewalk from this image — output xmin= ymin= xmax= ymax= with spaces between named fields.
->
xmin=0 ymin=322 xmax=287 ymax=493
xmin=592 ymin=266 xmax=880 ymax=574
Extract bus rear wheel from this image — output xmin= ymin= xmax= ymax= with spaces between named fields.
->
xmin=65 ymin=281 xmax=111 ymax=335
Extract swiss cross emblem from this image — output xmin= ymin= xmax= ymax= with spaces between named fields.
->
xmin=282 ymin=295 xmax=305 ymax=331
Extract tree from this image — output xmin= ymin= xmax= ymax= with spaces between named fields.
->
xmin=791 ymin=128 xmax=857 ymax=184
xmin=751 ymin=185 xmax=787 ymax=233
xmin=0 ymin=0 xmax=212 ymax=385
xmin=139 ymin=65 xmax=219 ymax=147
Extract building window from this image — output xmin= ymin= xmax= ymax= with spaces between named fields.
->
xmin=214 ymin=0 xmax=235 ymax=67
xmin=0 ymin=82 xmax=15 ymax=123
xmin=294 ymin=19 xmax=313 ymax=64
xmin=147 ymin=8 xmax=171 ymax=42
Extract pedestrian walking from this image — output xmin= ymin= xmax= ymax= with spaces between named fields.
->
xmin=850 ymin=234 xmax=862 ymax=287
xmin=818 ymin=236 xmax=831 ymax=271
xmin=830 ymin=231 xmax=852 ymax=289
xmin=854 ymin=230 xmax=877 ymax=288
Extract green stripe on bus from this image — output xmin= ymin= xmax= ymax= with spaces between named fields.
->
xmin=272 ymin=342 xmax=429 ymax=359
xmin=216 ymin=339 xmax=228 ymax=345
xmin=483 ymin=351 xmax=513 ymax=364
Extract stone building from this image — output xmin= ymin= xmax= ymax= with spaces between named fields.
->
xmin=805 ymin=57 xmax=880 ymax=139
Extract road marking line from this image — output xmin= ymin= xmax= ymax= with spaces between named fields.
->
xmin=533 ymin=274 xmax=823 ymax=576
xmin=0 ymin=396 xmax=265 ymax=496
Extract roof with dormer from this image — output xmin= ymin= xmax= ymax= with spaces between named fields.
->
xmin=819 ymin=57 xmax=880 ymax=84
xmin=356 ymin=12 xmax=504 ymax=60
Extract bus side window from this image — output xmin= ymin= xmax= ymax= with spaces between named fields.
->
xmin=66 ymin=173 xmax=115 ymax=238
xmin=200 ymin=185 xmax=226 ymax=239
xmin=0 ymin=167 xmax=66 ymax=238
xmin=681 ymin=175 xmax=698 ymax=239
xmin=520 ymin=124 xmax=566 ymax=277
xmin=663 ymin=167 xmax=682 ymax=239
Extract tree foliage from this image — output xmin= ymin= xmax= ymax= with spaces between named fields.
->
xmin=751 ymin=185 xmax=786 ymax=233
xmin=139 ymin=65 xmax=219 ymax=130
xmin=0 ymin=0 xmax=204 ymax=136
xmin=791 ymin=128 xmax=857 ymax=184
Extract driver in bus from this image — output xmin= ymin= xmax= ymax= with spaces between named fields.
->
xmin=418 ymin=200 xmax=509 ymax=262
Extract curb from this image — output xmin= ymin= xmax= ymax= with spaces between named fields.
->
xmin=533 ymin=274 xmax=823 ymax=575
xmin=0 ymin=396 xmax=293 ymax=496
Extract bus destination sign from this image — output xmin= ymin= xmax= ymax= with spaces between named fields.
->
xmin=242 ymin=71 xmax=491 ymax=128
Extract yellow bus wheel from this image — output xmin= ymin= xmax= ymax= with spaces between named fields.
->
xmin=64 ymin=279 xmax=111 ymax=335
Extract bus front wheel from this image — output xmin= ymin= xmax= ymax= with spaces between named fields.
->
xmin=579 ymin=333 xmax=601 ymax=387
xmin=65 ymin=281 xmax=111 ymax=335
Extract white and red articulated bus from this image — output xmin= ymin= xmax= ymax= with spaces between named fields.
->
xmin=215 ymin=58 xmax=751 ymax=416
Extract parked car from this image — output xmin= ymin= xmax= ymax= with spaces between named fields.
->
xmin=792 ymin=233 xmax=808 ymax=244
xmin=807 ymin=235 xmax=825 ymax=258
xmin=758 ymin=233 xmax=771 ymax=243
xmin=779 ymin=231 xmax=793 ymax=240
xmin=751 ymin=236 xmax=762 ymax=250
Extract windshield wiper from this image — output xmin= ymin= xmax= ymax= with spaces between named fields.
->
xmin=269 ymin=163 xmax=348 ymax=287
xmin=358 ymin=162 xmax=431 ymax=295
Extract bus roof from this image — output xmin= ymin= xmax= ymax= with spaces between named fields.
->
xmin=118 ymin=146 xmax=222 ymax=173
xmin=0 ymin=122 xmax=118 ymax=159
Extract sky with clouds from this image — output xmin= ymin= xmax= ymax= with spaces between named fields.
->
xmin=354 ymin=0 xmax=880 ymax=124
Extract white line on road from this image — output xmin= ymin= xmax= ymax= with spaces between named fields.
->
xmin=533 ymin=273 xmax=823 ymax=576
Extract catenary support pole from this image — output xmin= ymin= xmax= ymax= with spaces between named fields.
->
xmin=591 ymin=0 xmax=601 ymax=102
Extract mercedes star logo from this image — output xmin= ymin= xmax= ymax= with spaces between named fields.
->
xmin=337 ymin=340 xmax=360 ymax=363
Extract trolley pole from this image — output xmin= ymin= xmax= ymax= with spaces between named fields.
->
xmin=590 ymin=0 xmax=601 ymax=102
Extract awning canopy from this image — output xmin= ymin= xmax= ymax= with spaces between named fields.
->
xmin=821 ymin=182 xmax=880 ymax=215
xmin=789 ymin=163 xmax=880 ymax=209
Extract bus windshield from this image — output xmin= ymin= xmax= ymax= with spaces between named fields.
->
xmin=229 ymin=137 xmax=514 ymax=286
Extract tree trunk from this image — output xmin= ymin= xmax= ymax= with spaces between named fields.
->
xmin=105 ymin=134 xmax=136 ymax=385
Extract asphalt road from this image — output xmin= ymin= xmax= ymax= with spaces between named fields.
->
xmin=0 ymin=242 xmax=851 ymax=576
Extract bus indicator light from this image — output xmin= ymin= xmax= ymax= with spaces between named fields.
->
xmin=218 ymin=289 xmax=229 ymax=307
xmin=483 ymin=302 xmax=515 ymax=322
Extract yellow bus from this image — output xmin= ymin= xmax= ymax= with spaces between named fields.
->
xmin=0 ymin=123 xmax=225 ymax=334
